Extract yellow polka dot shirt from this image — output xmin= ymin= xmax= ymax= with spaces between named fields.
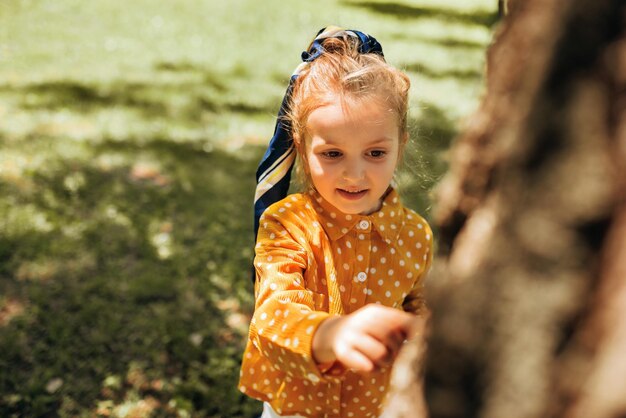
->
xmin=239 ymin=188 xmax=433 ymax=418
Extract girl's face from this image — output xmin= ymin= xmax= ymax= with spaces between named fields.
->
xmin=304 ymin=95 xmax=403 ymax=215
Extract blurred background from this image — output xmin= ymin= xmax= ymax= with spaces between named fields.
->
xmin=0 ymin=0 xmax=497 ymax=416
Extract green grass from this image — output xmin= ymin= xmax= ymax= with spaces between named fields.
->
xmin=0 ymin=0 xmax=495 ymax=416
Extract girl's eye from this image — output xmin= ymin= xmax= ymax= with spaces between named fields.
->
xmin=322 ymin=151 xmax=342 ymax=158
xmin=369 ymin=150 xmax=387 ymax=158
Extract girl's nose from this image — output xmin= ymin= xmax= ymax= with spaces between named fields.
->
xmin=342 ymin=159 xmax=365 ymax=181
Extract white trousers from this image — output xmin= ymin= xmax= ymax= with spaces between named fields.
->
xmin=261 ymin=401 xmax=384 ymax=418
xmin=260 ymin=402 xmax=305 ymax=418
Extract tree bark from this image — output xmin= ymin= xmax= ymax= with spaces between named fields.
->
xmin=384 ymin=0 xmax=626 ymax=417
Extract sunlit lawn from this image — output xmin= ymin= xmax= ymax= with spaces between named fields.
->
xmin=0 ymin=0 xmax=495 ymax=416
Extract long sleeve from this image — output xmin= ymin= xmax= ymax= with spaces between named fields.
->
xmin=240 ymin=190 xmax=434 ymax=417
xmin=250 ymin=211 xmax=336 ymax=383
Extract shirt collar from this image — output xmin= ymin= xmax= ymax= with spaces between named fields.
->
xmin=307 ymin=187 xmax=405 ymax=242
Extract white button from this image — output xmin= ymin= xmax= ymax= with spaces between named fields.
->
xmin=357 ymin=272 xmax=367 ymax=282
xmin=359 ymin=220 xmax=370 ymax=229
xmin=307 ymin=373 xmax=320 ymax=383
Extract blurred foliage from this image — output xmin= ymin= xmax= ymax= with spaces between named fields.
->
xmin=0 ymin=0 xmax=494 ymax=416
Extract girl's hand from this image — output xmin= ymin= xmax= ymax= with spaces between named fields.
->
xmin=312 ymin=304 xmax=425 ymax=373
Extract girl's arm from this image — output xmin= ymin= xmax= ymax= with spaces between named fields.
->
xmin=250 ymin=210 xmax=338 ymax=383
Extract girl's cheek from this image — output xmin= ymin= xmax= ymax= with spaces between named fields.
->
xmin=307 ymin=155 xmax=324 ymax=174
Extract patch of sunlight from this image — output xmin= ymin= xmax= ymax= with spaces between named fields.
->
xmin=1 ymin=203 xmax=54 ymax=236
xmin=0 ymin=152 xmax=35 ymax=191
xmin=209 ymin=273 xmax=232 ymax=293
xmin=94 ymin=362 xmax=177 ymax=418
xmin=0 ymin=101 xmax=7 ymax=122
xmin=0 ymin=298 xmax=26 ymax=327
xmin=25 ymin=109 xmax=99 ymax=140
xmin=96 ymin=152 xmax=130 ymax=172
xmin=216 ymin=297 xmax=250 ymax=336
xmin=52 ymin=138 xmax=92 ymax=162
xmin=148 ymin=219 xmax=173 ymax=260
xmin=93 ymin=108 xmax=153 ymax=142
xmin=63 ymin=171 xmax=86 ymax=194
xmin=104 ymin=205 xmax=132 ymax=228
xmin=226 ymin=311 xmax=250 ymax=336
xmin=413 ymin=76 xmax=486 ymax=121
xmin=0 ymin=108 xmax=36 ymax=140
xmin=15 ymin=254 xmax=96 ymax=282
xmin=206 ymin=113 xmax=275 ymax=149
xmin=385 ymin=11 xmax=494 ymax=44
xmin=60 ymin=222 xmax=88 ymax=240
xmin=16 ymin=259 xmax=59 ymax=282
xmin=205 ymin=260 xmax=217 ymax=271
xmin=103 ymin=375 xmax=123 ymax=391
xmin=130 ymin=160 xmax=170 ymax=187
xmin=0 ymin=108 xmax=94 ymax=143
xmin=45 ymin=378 xmax=63 ymax=394
xmin=97 ymin=396 xmax=160 ymax=418
xmin=1 ymin=152 xmax=31 ymax=175
xmin=89 ymin=108 xmax=212 ymax=145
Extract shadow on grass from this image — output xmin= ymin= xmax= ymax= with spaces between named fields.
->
xmin=154 ymin=61 xmax=229 ymax=92
xmin=432 ymin=37 xmax=488 ymax=50
xmin=402 ymin=62 xmax=483 ymax=81
xmin=391 ymin=32 xmax=488 ymax=50
xmin=344 ymin=1 xmax=500 ymax=27
xmin=0 ymin=77 xmax=274 ymax=120
xmin=14 ymin=80 xmax=169 ymax=117
xmin=0 ymin=138 xmax=264 ymax=417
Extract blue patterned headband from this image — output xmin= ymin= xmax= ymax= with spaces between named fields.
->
xmin=253 ymin=27 xmax=384 ymax=244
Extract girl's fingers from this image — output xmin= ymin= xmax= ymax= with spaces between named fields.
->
xmin=366 ymin=308 xmax=417 ymax=341
xmin=349 ymin=332 xmax=403 ymax=370
xmin=331 ymin=305 xmax=429 ymax=373
xmin=335 ymin=341 xmax=375 ymax=372
xmin=352 ymin=334 xmax=392 ymax=368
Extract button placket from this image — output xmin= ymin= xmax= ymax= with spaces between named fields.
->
xmin=349 ymin=218 xmax=372 ymax=310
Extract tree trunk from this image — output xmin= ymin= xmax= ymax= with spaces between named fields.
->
xmin=384 ymin=0 xmax=626 ymax=417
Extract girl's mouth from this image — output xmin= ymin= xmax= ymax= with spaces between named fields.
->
xmin=337 ymin=188 xmax=368 ymax=200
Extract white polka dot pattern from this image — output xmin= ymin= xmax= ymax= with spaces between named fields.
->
xmin=239 ymin=188 xmax=433 ymax=417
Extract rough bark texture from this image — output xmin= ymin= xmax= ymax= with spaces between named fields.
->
xmin=384 ymin=0 xmax=626 ymax=417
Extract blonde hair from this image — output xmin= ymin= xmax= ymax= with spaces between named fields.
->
xmin=286 ymin=34 xmax=411 ymax=189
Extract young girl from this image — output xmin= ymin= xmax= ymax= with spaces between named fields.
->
xmin=239 ymin=27 xmax=433 ymax=418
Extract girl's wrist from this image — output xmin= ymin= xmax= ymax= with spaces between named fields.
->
xmin=312 ymin=315 xmax=342 ymax=364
